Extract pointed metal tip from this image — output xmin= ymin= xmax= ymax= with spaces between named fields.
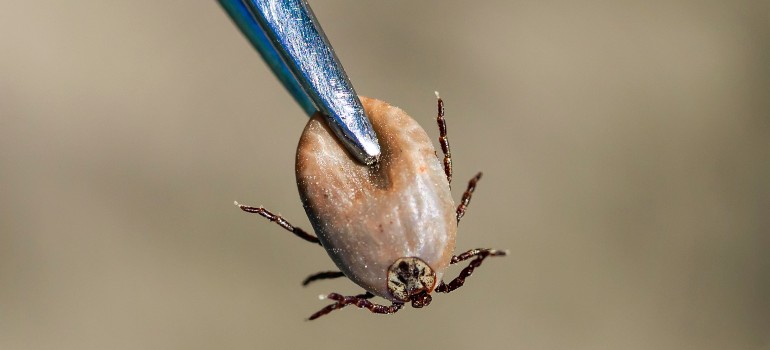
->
xmin=360 ymin=141 xmax=381 ymax=165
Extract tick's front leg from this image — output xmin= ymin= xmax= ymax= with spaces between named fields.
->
xmin=308 ymin=292 xmax=403 ymax=320
xmin=435 ymin=248 xmax=507 ymax=294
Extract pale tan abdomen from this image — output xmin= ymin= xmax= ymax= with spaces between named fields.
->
xmin=296 ymin=97 xmax=456 ymax=301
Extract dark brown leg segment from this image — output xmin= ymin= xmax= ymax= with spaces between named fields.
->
xmin=456 ymin=172 xmax=483 ymax=223
xmin=308 ymin=292 xmax=403 ymax=320
xmin=302 ymin=271 xmax=346 ymax=286
xmin=235 ymin=202 xmax=320 ymax=245
xmin=436 ymin=92 xmax=452 ymax=185
xmin=435 ymin=248 xmax=507 ymax=294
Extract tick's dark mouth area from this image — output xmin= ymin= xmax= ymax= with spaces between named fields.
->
xmin=410 ymin=290 xmax=432 ymax=308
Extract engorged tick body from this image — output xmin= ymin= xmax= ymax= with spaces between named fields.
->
xmin=297 ymin=97 xmax=456 ymax=303
xmin=238 ymin=95 xmax=506 ymax=319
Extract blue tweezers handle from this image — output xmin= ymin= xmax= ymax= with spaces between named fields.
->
xmin=219 ymin=0 xmax=380 ymax=165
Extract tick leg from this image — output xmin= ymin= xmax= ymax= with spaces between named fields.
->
xmin=456 ymin=172 xmax=483 ymax=223
xmin=308 ymin=292 xmax=403 ymax=320
xmin=435 ymin=248 xmax=507 ymax=294
xmin=435 ymin=92 xmax=452 ymax=184
xmin=302 ymin=271 xmax=346 ymax=286
xmin=235 ymin=202 xmax=320 ymax=245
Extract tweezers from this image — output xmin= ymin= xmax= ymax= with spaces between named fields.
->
xmin=219 ymin=0 xmax=381 ymax=165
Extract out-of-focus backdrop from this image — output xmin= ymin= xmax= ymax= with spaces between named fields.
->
xmin=2 ymin=1 xmax=768 ymax=349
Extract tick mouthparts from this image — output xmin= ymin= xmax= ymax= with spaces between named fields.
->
xmin=410 ymin=291 xmax=432 ymax=308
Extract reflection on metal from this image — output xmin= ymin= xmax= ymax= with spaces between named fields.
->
xmin=219 ymin=0 xmax=381 ymax=165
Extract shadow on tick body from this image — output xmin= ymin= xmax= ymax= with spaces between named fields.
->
xmin=237 ymin=94 xmax=506 ymax=320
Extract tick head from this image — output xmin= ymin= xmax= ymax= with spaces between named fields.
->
xmin=387 ymin=257 xmax=437 ymax=308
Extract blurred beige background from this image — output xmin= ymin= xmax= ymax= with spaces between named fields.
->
xmin=2 ymin=1 xmax=769 ymax=349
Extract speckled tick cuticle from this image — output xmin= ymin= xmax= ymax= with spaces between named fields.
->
xmin=237 ymin=94 xmax=507 ymax=320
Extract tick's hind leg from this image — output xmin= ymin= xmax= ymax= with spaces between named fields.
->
xmin=435 ymin=248 xmax=507 ymax=294
xmin=435 ymin=92 xmax=452 ymax=184
xmin=455 ymin=172 xmax=482 ymax=224
xmin=235 ymin=202 xmax=320 ymax=245
xmin=302 ymin=271 xmax=346 ymax=286
xmin=308 ymin=292 xmax=403 ymax=320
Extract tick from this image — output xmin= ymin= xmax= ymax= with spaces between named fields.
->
xmin=237 ymin=94 xmax=506 ymax=319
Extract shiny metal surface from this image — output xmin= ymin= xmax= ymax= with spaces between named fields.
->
xmin=219 ymin=0 xmax=380 ymax=165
